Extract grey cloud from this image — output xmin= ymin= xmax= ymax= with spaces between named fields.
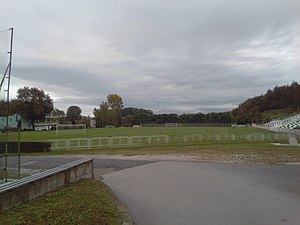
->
xmin=0 ymin=0 xmax=299 ymax=115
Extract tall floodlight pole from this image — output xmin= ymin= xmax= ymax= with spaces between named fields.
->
xmin=4 ymin=27 xmax=13 ymax=182
xmin=7 ymin=27 xmax=13 ymax=117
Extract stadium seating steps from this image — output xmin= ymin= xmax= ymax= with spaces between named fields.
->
xmin=263 ymin=114 xmax=300 ymax=129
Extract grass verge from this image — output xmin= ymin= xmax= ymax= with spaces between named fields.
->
xmin=0 ymin=179 xmax=122 ymax=225
xmin=25 ymin=141 xmax=300 ymax=164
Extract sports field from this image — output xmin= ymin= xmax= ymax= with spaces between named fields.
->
xmin=1 ymin=126 xmax=300 ymax=163
xmin=2 ymin=126 xmax=283 ymax=142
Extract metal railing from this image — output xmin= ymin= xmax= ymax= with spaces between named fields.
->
xmin=0 ymin=157 xmax=94 ymax=193
xmin=48 ymin=135 xmax=170 ymax=150
xmin=47 ymin=133 xmax=292 ymax=150
xmin=0 ymin=157 xmax=94 ymax=213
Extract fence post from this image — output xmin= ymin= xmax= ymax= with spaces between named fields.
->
xmin=88 ymin=138 xmax=91 ymax=149
xmin=183 ymin=135 xmax=187 ymax=142
xmin=128 ymin=137 xmax=132 ymax=146
xmin=108 ymin=137 xmax=112 ymax=147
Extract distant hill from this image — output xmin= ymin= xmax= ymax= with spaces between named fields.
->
xmin=232 ymin=81 xmax=300 ymax=124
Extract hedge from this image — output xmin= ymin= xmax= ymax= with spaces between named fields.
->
xmin=0 ymin=142 xmax=51 ymax=154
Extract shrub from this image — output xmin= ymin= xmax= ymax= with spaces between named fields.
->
xmin=0 ymin=142 xmax=51 ymax=154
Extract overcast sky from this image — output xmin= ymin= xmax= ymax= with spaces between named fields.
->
xmin=0 ymin=0 xmax=299 ymax=115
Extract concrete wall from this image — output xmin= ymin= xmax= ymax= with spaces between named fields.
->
xmin=0 ymin=158 xmax=94 ymax=213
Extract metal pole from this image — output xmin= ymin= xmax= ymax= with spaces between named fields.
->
xmin=7 ymin=27 xmax=13 ymax=108
xmin=4 ymin=27 xmax=13 ymax=182
xmin=18 ymin=126 xmax=20 ymax=179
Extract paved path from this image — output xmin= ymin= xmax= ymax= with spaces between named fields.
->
xmin=3 ymin=155 xmax=300 ymax=224
xmin=103 ymin=161 xmax=300 ymax=225
xmin=1 ymin=155 xmax=154 ymax=178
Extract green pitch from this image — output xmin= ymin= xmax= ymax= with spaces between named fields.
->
xmin=3 ymin=126 xmax=280 ymax=142
xmin=2 ymin=126 xmax=299 ymax=164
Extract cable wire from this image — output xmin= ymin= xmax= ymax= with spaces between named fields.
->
xmin=0 ymin=29 xmax=9 ymax=33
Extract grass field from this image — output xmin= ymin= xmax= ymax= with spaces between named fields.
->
xmin=2 ymin=126 xmax=281 ymax=142
xmin=0 ymin=179 xmax=123 ymax=225
xmin=1 ymin=126 xmax=299 ymax=164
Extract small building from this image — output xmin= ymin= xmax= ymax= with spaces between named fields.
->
xmin=34 ymin=115 xmax=66 ymax=131
xmin=0 ymin=114 xmax=32 ymax=130
xmin=90 ymin=118 xmax=96 ymax=128
xmin=45 ymin=115 xmax=66 ymax=124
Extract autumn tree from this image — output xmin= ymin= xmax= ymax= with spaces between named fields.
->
xmin=107 ymin=94 xmax=124 ymax=126
xmin=79 ymin=116 xmax=91 ymax=127
xmin=232 ymin=82 xmax=300 ymax=123
xmin=121 ymin=107 xmax=154 ymax=126
xmin=15 ymin=86 xmax=53 ymax=130
xmin=0 ymin=99 xmax=23 ymax=116
xmin=51 ymin=107 xmax=65 ymax=117
xmin=0 ymin=100 xmax=7 ymax=116
xmin=66 ymin=106 xmax=82 ymax=124
xmin=93 ymin=101 xmax=110 ymax=127
xmin=94 ymin=94 xmax=123 ymax=127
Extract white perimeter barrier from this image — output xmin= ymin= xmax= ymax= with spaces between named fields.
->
xmin=48 ymin=135 xmax=170 ymax=150
xmin=48 ymin=133 xmax=291 ymax=150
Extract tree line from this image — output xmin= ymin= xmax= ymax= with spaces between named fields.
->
xmin=232 ymin=81 xmax=300 ymax=124
xmin=93 ymin=95 xmax=234 ymax=127
xmin=0 ymin=87 xmax=53 ymax=130
xmin=120 ymin=110 xmax=234 ymax=127
xmin=0 ymin=87 xmax=86 ymax=129
xmin=94 ymin=82 xmax=300 ymax=126
xmin=1 ymin=82 xmax=299 ymax=129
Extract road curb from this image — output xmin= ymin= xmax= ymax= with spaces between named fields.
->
xmin=99 ymin=178 xmax=134 ymax=225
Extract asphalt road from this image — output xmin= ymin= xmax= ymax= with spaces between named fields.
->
xmin=103 ymin=161 xmax=300 ymax=225
xmin=2 ymin=155 xmax=300 ymax=225
xmin=0 ymin=155 xmax=154 ymax=175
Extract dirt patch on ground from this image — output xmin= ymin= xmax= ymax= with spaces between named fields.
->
xmin=66 ymin=153 xmax=260 ymax=164
xmin=60 ymin=150 xmax=300 ymax=164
